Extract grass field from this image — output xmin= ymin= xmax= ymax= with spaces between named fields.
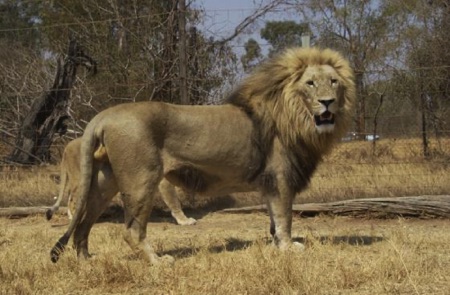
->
xmin=1 ymin=213 xmax=449 ymax=294
xmin=0 ymin=138 xmax=449 ymax=294
xmin=1 ymin=138 xmax=449 ymax=208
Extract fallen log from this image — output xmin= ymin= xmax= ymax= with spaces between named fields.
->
xmin=0 ymin=205 xmax=122 ymax=219
xmin=221 ymin=195 xmax=450 ymax=218
xmin=0 ymin=207 xmax=49 ymax=218
xmin=1 ymin=196 xmax=449 ymax=219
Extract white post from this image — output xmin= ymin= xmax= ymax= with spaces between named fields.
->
xmin=301 ymin=34 xmax=310 ymax=48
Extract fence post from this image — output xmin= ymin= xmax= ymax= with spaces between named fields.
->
xmin=301 ymin=33 xmax=310 ymax=48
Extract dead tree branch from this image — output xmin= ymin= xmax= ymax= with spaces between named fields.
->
xmin=7 ymin=38 xmax=96 ymax=164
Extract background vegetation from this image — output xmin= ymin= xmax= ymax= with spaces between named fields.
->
xmin=0 ymin=0 xmax=448 ymax=201
xmin=0 ymin=0 xmax=448 ymax=162
xmin=0 ymin=0 xmax=448 ymax=203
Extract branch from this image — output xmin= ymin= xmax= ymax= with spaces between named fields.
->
xmin=0 ymin=128 xmax=16 ymax=138
xmin=1 ymin=135 xmax=44 ymax=164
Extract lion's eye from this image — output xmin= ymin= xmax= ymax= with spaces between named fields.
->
xmin=331 ymin=79 xmax=338 ymax=85
xmin=306 ymin=80 xmax=315 ymax=87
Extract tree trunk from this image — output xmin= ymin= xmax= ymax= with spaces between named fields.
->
xmin=354 ymin=71 xmax=366 ymax=140
xmin=188 ymin=27 xmax=201 ymax=105
xmin=178 ymin=0 xmax=189 ymax=105
xmin=7 ymin=38 xmax=96 ymax=164
xmin=419 ymin=70 xmax=430 ymax=158
xmin=371 ymin=93 xmax=384 ymax=155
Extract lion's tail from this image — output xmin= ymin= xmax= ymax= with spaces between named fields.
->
xmin=50 ymin=125 xmax=98 ymax=263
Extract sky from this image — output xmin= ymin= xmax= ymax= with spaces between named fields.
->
xmin=199 ymin=0 xmax=267 ymax=38
xmin=195 ymin=0 xmax=298 ymax=49
xmin=190 ymin=0 xmax=294 ymax=94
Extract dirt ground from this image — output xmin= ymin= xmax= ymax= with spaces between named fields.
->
xmin=1 ymin=211 xmax=449 ymax=294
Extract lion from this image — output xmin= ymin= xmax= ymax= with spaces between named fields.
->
xmin=46 ymin=137 xmax=196 ymax=225
xmin=50 ymin=47 xmax=355 ymax=265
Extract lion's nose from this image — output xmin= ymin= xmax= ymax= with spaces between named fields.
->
xmin=319 ymin=99 xmax=335 ymax=108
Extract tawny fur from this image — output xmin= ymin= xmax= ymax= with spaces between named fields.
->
xmin=50 ymin=47 xmax=355 ymax=265
xmin=46 ymin=138 xmax=196 ymax=226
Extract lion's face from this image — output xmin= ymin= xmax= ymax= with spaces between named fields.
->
xmin=297 ymin=65 xmax=342 ymax=134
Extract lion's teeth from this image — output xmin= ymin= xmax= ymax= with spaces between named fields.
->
xmin=321 ymin=114 xmax=331 ymax=120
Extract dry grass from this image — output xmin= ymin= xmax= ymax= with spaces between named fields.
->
xmin=1 ymin=138 xmax=450 ymax=208
xmin=0 ymin=165 xmax=57 ymax=207
xmin=0 ymin=137 xmax=449 ymax=294
xmin=0 ymin=213 xmax=449 ymax=294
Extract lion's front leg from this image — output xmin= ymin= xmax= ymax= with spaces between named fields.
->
xmin=265 ymin=187 xmax=304 ymax=251
xmin=158 ymin=179 xmax=197 ymax=226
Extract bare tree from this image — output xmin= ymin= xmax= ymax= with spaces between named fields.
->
xmin=8 ymin=39 xmax=96 ymax=164
xmin=0 ymin=0 xmax=286 ymax=163
xmin=178 ymin=0 xmax=189 ymax=105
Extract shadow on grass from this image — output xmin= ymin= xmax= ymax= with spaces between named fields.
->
xmin=293 ymin=235 xmax=384 ymax=246
xmin=95 ymin=207 xmax=213 ymax=225
xmin=96 ymin=194 xmax=237 ymax=224
xmin=161 ymin=237 xmax=255 ymax=259
xmin=157 ymin=235 xmax=384 ymax=260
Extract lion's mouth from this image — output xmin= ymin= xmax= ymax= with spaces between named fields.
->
xmin=314 ymin=111 xmax=335 ymax=126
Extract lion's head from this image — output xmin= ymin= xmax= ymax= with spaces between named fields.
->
xmin=295 ymin=64 xmax=343 ymax=134
xmin=229 ymin=47 xmax=355 ymax=154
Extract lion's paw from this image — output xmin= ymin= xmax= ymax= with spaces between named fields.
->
xmin=160 ymin=254 xmax=175 ymax=266
xmin=177 ymin=217 xmax=197 ymax=226
xmin=278 ymin=241 xmax=305 ymax=252
xmin=291 ymin=241 xmax=306 ymax=251
xmin=151 ymin=254 xmax=175 ymax=266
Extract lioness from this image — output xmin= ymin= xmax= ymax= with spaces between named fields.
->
xmin=46 ymin=137 xmax=196 ymax=225
xmin=51 ymin=47 xmax=355 ymax=265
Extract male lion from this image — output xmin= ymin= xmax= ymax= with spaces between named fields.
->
xmin=50 ymin=47 xmax=355 ymax=265
xmin=46 ymin=138 xmax=196 ymax=225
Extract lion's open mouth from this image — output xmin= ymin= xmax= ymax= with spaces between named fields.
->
xmin=314 ymin=111 xmax=335 ymax=126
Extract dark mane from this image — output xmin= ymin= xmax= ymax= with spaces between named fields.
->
xmin=226 ymin=89 xmax=274 ymax=184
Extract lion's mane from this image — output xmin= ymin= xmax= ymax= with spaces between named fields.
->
xmin=228 ymin=47 xmax=356 ymax=191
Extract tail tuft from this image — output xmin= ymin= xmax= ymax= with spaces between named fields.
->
xmin=50 ymin=234 xmax=70 ymax=263
xmin=46 ymin=209 xmax=53 ymax=221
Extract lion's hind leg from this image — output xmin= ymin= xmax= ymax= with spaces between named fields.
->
xmin=72 ymin=164 xmax=118 ymax=259
xmin=72 ymin=186 xmax=115 ymax=259
xmin=121 ymin=177 xmax=174 ymax=265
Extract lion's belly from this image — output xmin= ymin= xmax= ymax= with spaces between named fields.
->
xmin=160 ymin=106 xmax=258 ymax=195
xmin=163 ymin=161 xmax=256 ymax=196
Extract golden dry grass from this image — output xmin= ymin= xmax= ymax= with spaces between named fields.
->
xmin=0 ymin=137 xmax=449 ymax=294
xmin=0 ymin=165 xmax=57 ymax=207
xmin=0 ymin=213 xmax=449 ymax=294
xmin=1 ymin=138 xmax=450 ymax=208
